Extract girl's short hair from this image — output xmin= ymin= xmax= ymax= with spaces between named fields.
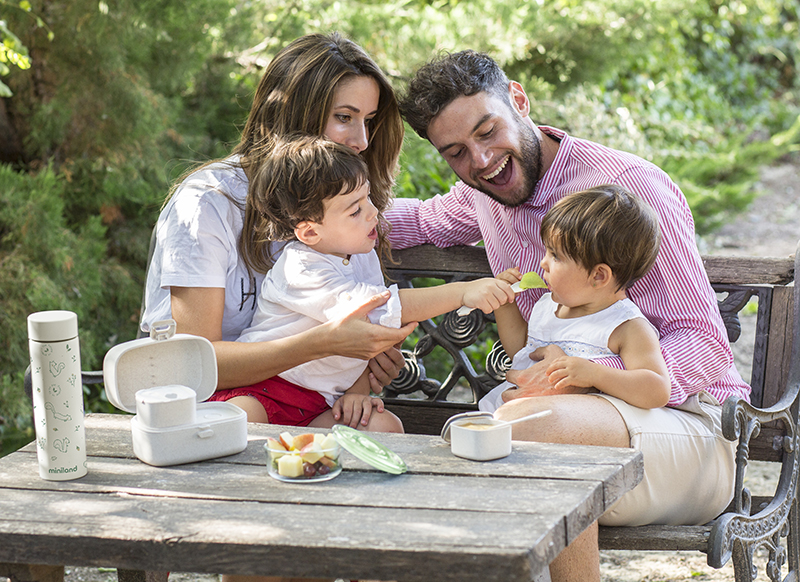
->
xmin=242 ymin=135 xmax=391 ymax=274
xmin=541 ymin=185 xmax=661 ymax=290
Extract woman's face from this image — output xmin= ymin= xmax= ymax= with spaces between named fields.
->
xmin=324 ymin=75 xmax=380 ymax=154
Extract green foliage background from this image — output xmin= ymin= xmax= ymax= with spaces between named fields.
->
xmin=1 ymin=0 xmax=799 ymax=454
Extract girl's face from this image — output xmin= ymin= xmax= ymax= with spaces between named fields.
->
xmin=323 ymin=75 xmax=380 ymax=154
xmin=312 ymin=181 xmax=379 ymax=259
xmin=539 ymin=244 xmax=595 ymax=309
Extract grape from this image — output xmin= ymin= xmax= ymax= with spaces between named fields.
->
xmin=316 ymin=463 xmax=331 ymax=476
xmin=303 ymin=462 xmax=317 ymax=477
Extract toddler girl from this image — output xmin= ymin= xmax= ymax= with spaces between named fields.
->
xmin=481 ymin=185 xmax=671 ymax=412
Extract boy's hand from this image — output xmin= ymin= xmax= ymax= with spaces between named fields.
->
xmin=332 ymin=393 xmax=385 ymax=428
xmin=496 ymin=267 xmax=522 ymax=286
xmin=461 ymin=278 xmax=515 ymax=314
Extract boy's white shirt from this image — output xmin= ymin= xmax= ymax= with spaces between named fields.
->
xmin=237 ymin=241 xmax=402 ymax=406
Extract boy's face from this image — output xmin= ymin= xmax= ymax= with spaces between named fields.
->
xmin=310 ymin=181 xmax=379 ymax=259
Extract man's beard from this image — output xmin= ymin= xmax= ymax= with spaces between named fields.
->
xmin=476 ymin=121 xmax=542 ymax=208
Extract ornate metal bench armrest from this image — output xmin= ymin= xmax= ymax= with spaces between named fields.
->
xmin=708 ymin=386 xmax=800 ymax=575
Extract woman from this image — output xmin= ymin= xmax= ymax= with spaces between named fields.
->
xmin=141 ymin=33 xmax=414 ymax=429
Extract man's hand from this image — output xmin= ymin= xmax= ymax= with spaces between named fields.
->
xmin=331 ymin=393 xmax=385 ymax=428
xmin=502 ymin=345 xmax=594 ymax=401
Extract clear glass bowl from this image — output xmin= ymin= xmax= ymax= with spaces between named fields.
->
xmin=265 ymin=433 xmax=342 ymax=482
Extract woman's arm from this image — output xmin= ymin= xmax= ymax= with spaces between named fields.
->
xmin=171 ymin=287 xmax=415 ymax=390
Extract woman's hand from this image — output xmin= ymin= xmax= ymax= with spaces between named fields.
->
xmin=324 ymin=291 xmax=416 ymax=360
xmin=332 ymin=393 xmax=385 ymax=428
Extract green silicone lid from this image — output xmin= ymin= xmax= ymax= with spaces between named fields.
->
xmin=333 ymin=425 xmax=407 ymax=475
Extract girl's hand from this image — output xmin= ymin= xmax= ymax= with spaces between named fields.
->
xmin=545 ymin=356 xmax=596 ymax=390
xmin=461 ymin=278 xmax=515 ymax=314
xmin=332 ymin=393 xmax=385 ymax=428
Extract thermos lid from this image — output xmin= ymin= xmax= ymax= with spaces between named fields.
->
xmin=27 ymin=310 xmax=79 ymax=342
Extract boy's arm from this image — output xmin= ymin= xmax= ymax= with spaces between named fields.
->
xmin=397 ymin=278 xmax=514 ymax=325
xmin=545 ymin=318 xmax=671 ymax=408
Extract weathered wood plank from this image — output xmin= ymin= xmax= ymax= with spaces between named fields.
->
xmin=764 ymin=285 xmax=795 ymax=409
xmin=598 ymin=525 xmax=711 ymax=552
xmin=390 ymin=244 xmax=795 ymax=286
xmin=0 ymin=489 xmax=561 ymax=581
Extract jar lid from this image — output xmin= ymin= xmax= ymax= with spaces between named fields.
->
xmin=332 ymin=425 xmax=407 ymax=475
xmin=440 ymin=411 xmax=494 ymax=443
xmin=27 ymin=310 xmax=79 ymax=342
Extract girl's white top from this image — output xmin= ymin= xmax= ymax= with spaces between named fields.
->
xmin=142 ymin=156 xmax=270 ymax=341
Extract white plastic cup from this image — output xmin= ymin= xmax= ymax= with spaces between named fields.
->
xmin=28 ymin=310 xmax=88 ymax=480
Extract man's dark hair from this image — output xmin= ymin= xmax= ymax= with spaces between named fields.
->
xmin=399 ymin=50 xmax=510 ymax=140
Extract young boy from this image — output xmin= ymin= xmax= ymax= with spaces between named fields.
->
xmin=229 ymin=134 xmax=514 ymax=431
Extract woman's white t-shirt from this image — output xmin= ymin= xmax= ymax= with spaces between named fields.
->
xmin=141 ymin=156 xmax=268 ymax=341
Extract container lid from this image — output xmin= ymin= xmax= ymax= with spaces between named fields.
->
xmin=103 ymin=319 xmax=218 ymax=413
xmin=332 ymin=425 xmax=407 ymax=475
xmin=27 ymin=310 xmax=79 ymax=342
xmin=440 ymin=411 xmax=495 ymax=443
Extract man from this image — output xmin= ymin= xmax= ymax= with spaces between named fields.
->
xmin=387 ymin=50 xmax=746 ymax=582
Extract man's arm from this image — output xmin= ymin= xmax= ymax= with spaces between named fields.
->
xmin=386 ymin=186 xmax=483 ymax=249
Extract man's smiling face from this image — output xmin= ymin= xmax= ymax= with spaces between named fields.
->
xmin=427 ymin=89 xmax=543 ymax=208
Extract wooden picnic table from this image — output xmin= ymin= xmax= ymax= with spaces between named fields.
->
xmin=0 ymin=413 xmax=642 ymax=582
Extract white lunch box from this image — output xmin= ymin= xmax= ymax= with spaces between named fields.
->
xmin=103 ymin=319 xmax=247 ymax=466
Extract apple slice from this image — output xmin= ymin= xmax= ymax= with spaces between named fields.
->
xmin=277 ymin=454 xmax=304 ymax=478
xmin=266 ymin=437 xmax=287 ymax=458
xmin=320 ymin=433 xmax=340 ymax=458
xmin=300 ymin=442 xmax=324 ymax=464
xmin=278 ymin=432 xmax=295 ymax=451
xmin=292 ymin=433 xmax=315 ymax=451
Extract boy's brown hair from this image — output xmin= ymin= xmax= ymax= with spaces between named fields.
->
xmin=241 ymin=134 xmax=389 ymax=274
xmin=541 ymin=185 xmax=661 ymax=291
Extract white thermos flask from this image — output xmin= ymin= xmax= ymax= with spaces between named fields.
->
xmin=27 ymin=310 xmax=87 ymax=480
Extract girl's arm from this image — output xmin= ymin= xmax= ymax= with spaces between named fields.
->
xmin=494 ymin=302 xmax=527 ymax=359
xmin=544 ymin=318 xmax=671 ymax=409
xmin=171 ymin=286 xmax=415 ymax=390
xmin=397 ymin=278 xmax=515 ymax=325
xmin=492 ymin=267 xmax=527 ymax=358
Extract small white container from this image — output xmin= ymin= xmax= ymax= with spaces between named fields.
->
xmin=441 ymin=411 xmax=511 ymax=461
xmin=103 ymin=320 xmax=247 ymax=466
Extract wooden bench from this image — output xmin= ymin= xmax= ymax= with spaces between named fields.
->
xmin=382 ymin=243 xmax=800 ymax=582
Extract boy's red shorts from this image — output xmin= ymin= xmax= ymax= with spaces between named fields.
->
xmin=208 ymin=375 xmax=329 ymax=426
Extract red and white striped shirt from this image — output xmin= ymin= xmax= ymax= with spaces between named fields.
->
xmin=386 ymin=126 xmax=750 ymax=406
